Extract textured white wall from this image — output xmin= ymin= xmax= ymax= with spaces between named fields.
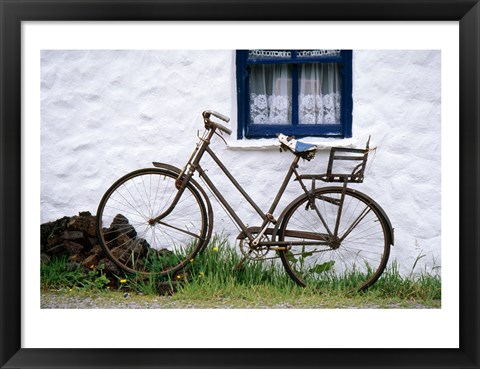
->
xmin=40 ymin=49 xmax=441 ymax=275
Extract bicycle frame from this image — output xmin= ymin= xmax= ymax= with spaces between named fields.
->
xmin=152 ymin=125 xmax=337 ymax=249
xmin=96 ymin=111 xmax=393 ymax=291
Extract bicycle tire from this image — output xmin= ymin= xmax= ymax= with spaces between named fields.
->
xmin=278 ymin=187 xmax=391 ymax=291
xmin=96 ymin=168 xmax=210 ymax=276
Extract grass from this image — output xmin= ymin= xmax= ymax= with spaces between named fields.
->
xmin=41 ymin=235 xmax=441 ymax=308
xmin=41 ymin=256 xmax=110 ymax=291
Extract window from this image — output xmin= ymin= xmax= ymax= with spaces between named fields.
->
xmin=236 ymin=50 xmax=352 ymax=139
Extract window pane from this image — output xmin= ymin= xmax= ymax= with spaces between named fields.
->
xmin=250 ymin=64 xmax=292 ymax=125
xmin=297 ymin=50 xmax=340 ymax=58
xmin=248 ymin=50 xmax=292 ymax=60
xmin=298 ymin=63 xmax=342 ymax=125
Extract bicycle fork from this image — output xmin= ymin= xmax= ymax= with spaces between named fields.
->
xmin=149 ymin=129 xmax=213 ymax=225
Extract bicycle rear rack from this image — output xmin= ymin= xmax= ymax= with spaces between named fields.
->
xmin=298 ymin=136 xmax=371 ymax=184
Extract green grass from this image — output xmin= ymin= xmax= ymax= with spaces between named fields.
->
xmin=41 ymin=236 xmax=441 ymax=308
xmin=41 ymin=256 xmax=85 ymax=289
xmin=41 ymin=256 xmax=110 ymax=291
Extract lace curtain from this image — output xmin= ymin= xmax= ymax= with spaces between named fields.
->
xmin=250 ymin=64 xmax=292 ymax=125
xmin=299 ymin=63 xmax=341 ymax=124
xmin=250 ymin=63 xmax=341 ymax=125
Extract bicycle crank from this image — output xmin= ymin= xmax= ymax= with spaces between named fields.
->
xmin=239 ymin=238 xmax=270 ymax=261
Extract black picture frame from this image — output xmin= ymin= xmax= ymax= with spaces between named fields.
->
xmin=1 ymin=1 xmax=479 ymax=368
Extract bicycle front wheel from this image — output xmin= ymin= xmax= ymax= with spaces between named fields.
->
xmin=96 ymin=168 xmax=209 ymax=276
xmin=278 ymin=187 xmax=391 ymax=291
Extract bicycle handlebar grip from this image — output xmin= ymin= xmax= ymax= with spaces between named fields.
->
xmin=212 ymin=121 xmax=232 ymax=135
xmin=203 ymin=110 xmax=230 ymax=123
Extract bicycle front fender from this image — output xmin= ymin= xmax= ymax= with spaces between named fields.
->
xmin=152 ymin=162 xmax=183 ymax=175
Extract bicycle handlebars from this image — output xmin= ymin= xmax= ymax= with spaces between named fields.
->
xmin=202 ymin=110 xmax=232 ymax=136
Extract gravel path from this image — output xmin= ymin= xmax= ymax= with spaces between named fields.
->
xmin=41 ymin=291 xmax=198 ymax=309
xmin=41 ymin=291 xmax=438 ymax=309
xmin=41 ymin=291 xmax=316 ymax=309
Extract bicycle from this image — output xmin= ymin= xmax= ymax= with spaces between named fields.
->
xmin=96 ymin=110 xmax=394 ymax=291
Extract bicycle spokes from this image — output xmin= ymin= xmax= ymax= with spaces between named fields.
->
xmin=97 ymin=169 xmax=209 ymax=275
xmin=279 ymin=188 xmax=390 ymax=291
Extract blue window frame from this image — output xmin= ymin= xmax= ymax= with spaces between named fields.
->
xmin=236 ymin=50 xmax=353 ymax=139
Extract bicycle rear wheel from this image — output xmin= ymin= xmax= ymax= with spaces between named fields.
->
xmin=96 ymin=168 xmax=209 ymax=276
xmin=278 ymin=187 xmax=391 ymax=291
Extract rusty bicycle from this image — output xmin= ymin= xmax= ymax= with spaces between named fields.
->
xmin=96 ymin=110 xmax=394 ymax=291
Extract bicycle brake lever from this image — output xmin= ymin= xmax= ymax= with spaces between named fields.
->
xmin=214 ymin=130 xmax=228 ymax=146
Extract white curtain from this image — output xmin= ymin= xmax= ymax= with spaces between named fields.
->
xmin=250 ymin=64 xmax=291 ymax=125
xmin=249 ymin=63 xmax=341 ymax=125
xmin=299 ymin=63 xmax=341 ymax=125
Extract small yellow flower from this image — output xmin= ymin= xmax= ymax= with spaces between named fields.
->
xmin=213 ymin=247 xmax=218 ymax=252
xmin=190 ymin=259 xmax=194 ymax=263
xmin=176 ymin=275 xmax=181 ymax=279
xmin=69 ymin=288 xmax=73 ymax=292
xmin=119 ymin=279 xmax=127 ymax=284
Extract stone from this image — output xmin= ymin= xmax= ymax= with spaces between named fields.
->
xmin=68 ymin=254 xmax=84 ymax=264
xmin=41 ymin=216 xmax=69 ymax=251
xmin=62 ymin=230 xmax=84 ymax=241
xmin=46 ymin=234 xmax=63 ymax=248
xmin=89 ymin=244 xmax=104 ymax=257
xmin=45 ymin=243 xmax=66 ymax=256
xmin=106 ymin=214 xmax=137 ymax=239
xmin=67 ymin=213 xmax=97 ymax=238
xmin=64 ymin=240 xmax=84 ymax=256
xmin=62 ymin=230 xmax=91 ymax=251
xmin=82 ymin=254 xmax=98 ymax=269
xmin=97 ymin=258 xmax=122 ymax=275
xmin=41 ymin=213 xmax=154 ymax=286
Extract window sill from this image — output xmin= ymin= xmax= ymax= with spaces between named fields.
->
xmin=227 ymin=137 xmax=360 ymax=151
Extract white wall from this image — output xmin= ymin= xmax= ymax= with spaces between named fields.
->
xmin=40 ymin=49 xmax=441 ymax=275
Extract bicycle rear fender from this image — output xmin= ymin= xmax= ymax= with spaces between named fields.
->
xmin=271 ymin=186 xmax=394 ymax=246
xmin=152 ymin=162 xmax=214 ymax=251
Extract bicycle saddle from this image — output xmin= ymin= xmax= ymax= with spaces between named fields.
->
xmin=278 ymin=134 xmax=317 ymax=160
